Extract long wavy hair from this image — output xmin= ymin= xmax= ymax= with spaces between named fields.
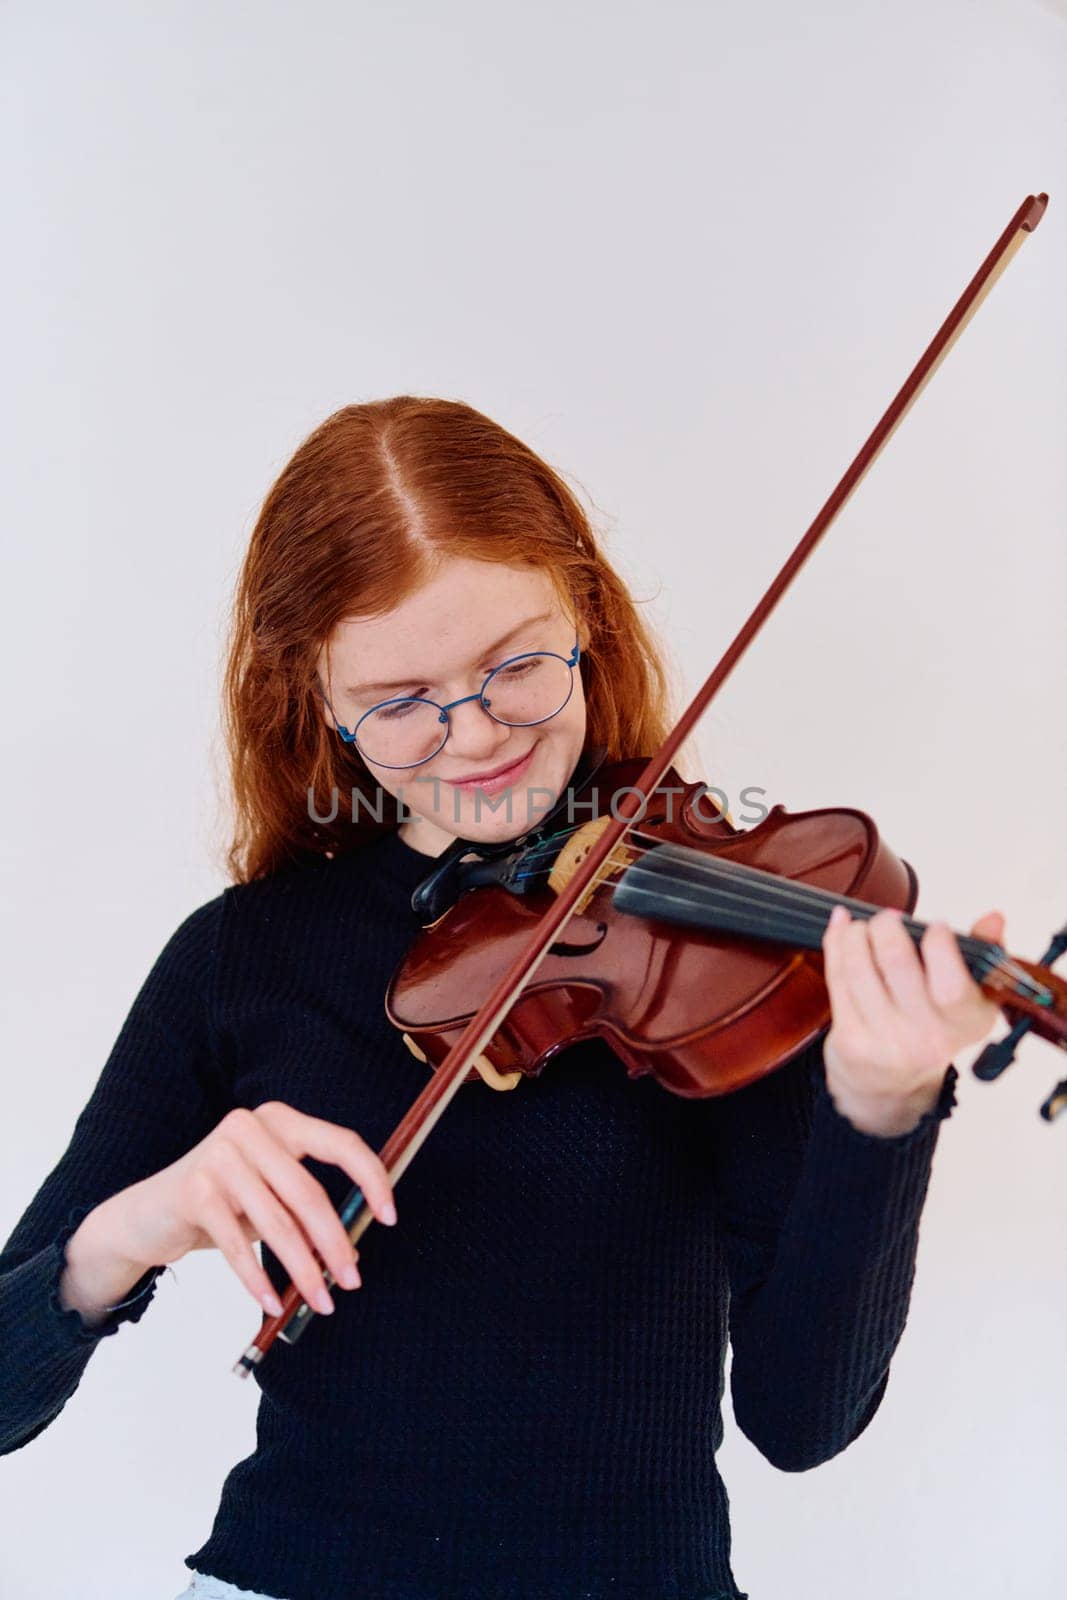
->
xmin=220 ymin=396 xmax=676 ymax=884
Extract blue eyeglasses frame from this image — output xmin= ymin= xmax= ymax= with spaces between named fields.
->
xmin=321 ymin=630 xmax=582 ymax=770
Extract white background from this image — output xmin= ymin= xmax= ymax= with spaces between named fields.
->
xmin=2 ymin=3 xmax=1065 ymax=1597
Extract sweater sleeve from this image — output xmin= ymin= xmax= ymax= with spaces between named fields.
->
xmin=0 ymin=892 xmax=231 ymax=1456
xmin=708 ymin=1031 xmax=957 ymax=1473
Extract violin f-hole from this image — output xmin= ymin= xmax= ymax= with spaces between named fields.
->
xmin=548 ymin=920 xmax=609 ymax=958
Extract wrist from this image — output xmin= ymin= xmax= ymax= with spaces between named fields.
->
xmin=58 ymin=1192 xmax=158 ymax=1326
xmin=824 ymin=1072 xmax=942 ymax=1138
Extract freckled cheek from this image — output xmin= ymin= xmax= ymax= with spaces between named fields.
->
xmin=560 ymin=679 xmax=587 ymax=734
xmin=536 ymin=695 xmax=584 ymax=752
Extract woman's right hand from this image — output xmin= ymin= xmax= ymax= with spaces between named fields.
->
xmin=106 ymin=1102 xmax=397 ymax=1318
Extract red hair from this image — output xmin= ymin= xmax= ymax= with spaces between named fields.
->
xmin=221 ymin=397 xmax=674 ymax=884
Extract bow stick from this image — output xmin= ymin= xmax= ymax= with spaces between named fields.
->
xmin=234 ymin=190 xmax=1048 ymax=1376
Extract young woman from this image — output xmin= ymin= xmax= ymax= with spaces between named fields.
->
xmin=0 ymin=396 xmax=1003 ymax=1600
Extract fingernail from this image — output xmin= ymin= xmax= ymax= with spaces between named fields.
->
xmin=315 ymin=1289 xmax=335 ymax=1315
xmin=262 ymin=1292 xmax=284 ymax=1318
xmin=339 ymin=1263 xmax=360 ymax=1289
xmin=382 ymin=1201 xmax=397 ymax=1226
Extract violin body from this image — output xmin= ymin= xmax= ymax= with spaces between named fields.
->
xmin=385 ymin=758 xmax=918 ymax=1098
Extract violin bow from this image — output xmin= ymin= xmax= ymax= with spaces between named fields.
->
xmin=235 ymin=191 xmax=1049 ymax=1376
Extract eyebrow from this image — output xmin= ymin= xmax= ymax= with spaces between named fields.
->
xmin=342 ymin=610 xmax=558 ymax=700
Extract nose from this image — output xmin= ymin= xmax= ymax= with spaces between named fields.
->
xmin=442 ymin=693 xmax=513 ymax=763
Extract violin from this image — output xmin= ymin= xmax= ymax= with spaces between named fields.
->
xmin=234 ymin=190 xmax=1059 ymax=1378
xmin=384 ymin=749 xmax=1067 ymax=1101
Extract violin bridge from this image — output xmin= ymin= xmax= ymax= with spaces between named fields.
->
xmin=547 ymin=815 xmax=636 ymax=916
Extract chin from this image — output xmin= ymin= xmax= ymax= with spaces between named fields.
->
xmin=451 ymin=790 xmax=546 ymax=844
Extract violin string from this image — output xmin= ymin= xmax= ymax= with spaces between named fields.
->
xmin=519 ymin=820 xmax=993 ymax=965
xmin=511 ymin=832 xmax=1048 ymax=1005
xmin=609 ymin=860 xmax=1040 ymax=998
xmin=605 ymin=861 xmax=1046 ymax=1002
xmin=622 ymin=847 xmax=1037 ymax=989
xmin=516 ymin=818 xmax=1043 ymax=999
xmin=514 ymin=822 xmax=986 ymax=963
xmin=517 ymin=821 xmax=880 ymax=929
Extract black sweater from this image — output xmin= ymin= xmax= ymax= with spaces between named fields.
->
xmin=0 ymin=826 xmax=957 ymax=1600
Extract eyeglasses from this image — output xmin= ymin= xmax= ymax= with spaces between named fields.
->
xmin=322 ymin=630 xmax=581 ymax=770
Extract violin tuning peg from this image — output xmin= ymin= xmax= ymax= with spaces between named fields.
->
xmin=972 ymin=1025 xmax=1029 ymax=1082
xmin=1039 ymin=1078 xmax=1067 ymax=1123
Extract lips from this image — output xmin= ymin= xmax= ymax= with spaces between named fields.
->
xmin=448 ymin=745 xmax=536 ymax=793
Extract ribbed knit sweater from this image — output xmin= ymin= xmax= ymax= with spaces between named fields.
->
xmin=0 ymin=824 xmax=957 ymax=1600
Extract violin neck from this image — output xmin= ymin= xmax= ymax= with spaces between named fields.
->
xmin=613 ymin=840 xmax=997 ymax=980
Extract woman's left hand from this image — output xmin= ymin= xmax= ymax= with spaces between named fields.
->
xmin=821 ymin=904 xmax=1005 ymax=1137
